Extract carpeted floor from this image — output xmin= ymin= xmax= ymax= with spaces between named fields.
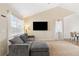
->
xmin=46 ymin=41 xmax=79 ymax=56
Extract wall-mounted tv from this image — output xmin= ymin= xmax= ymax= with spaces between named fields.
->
xmin=33 ymin=21 xmax=48 ymax=31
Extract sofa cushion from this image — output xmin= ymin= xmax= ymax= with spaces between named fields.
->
xmin=20 ymin=33 xmax=28 ymax=43
xmin=31 ymin=41 xmax=49 ymax=51
xmin=9 ymin=36 xmax=24 ymax=44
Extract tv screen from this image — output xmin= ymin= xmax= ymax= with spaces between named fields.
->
xmin=33 ymin=21 xmax=48 ymax=31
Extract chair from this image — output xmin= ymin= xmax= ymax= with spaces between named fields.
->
xmin=70 ymin=32 xmax=75 ymax=40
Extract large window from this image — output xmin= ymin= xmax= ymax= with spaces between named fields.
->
xmin=55 ymin=20 xmax=63 ymax=32
xmin=55 ymin=20 xmax=63 ymax=40
xmin=9 ymin=15 xmax=24 ymax=39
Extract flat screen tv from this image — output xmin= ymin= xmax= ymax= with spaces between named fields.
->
xmin=33 ymin=21 xmax=48 ymax=31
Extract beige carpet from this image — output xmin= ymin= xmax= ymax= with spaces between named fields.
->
xmin=46 ymin=41 xmax=79 ymax=56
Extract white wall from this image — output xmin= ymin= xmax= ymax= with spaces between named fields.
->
xmin=24 ymin=8 xmax=59 ymax=40
xmin=0 ymin=16 xmax=8 ymax=56
xmin=24 ymin=6 xmax=73 ymax=41
xmin=64 ymin=14 xmax=79 ymax=39
xmin=0 ymin=4 xmax=9 ymax=56
xmin=26 ymin=13 xmax=79 ymax=40
xmin=29 ymin=19 xmax=55 ymax=40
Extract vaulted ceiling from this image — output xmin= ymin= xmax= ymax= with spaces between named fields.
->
xmin=5 ymin=3 xmax=79 ymax=18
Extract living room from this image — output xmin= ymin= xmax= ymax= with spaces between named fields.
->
xmin=1 ymin=3 xmax=79 ymax=56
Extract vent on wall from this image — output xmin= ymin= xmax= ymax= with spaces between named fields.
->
xmin=1 ymin=14 xmax=6 ymax=17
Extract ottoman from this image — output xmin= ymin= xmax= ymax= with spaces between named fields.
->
xmin=30 ymin=41 xmax=49 ymax=56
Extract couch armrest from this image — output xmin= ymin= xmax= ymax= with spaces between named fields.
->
xmin=8 ymin=44 xmax=31 ymax=56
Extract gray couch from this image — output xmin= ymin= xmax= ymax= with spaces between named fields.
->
xmin=8 ymin=33 xmax=35 ymax=56
xmin=8 ymin=33 xmax=49 ymax=56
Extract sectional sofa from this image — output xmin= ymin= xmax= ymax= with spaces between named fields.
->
xmin=8 ymin=33 xmax=49 ymax=56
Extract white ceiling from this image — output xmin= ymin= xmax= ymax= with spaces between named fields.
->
xmin=7 ymin=3 xmax=79 ymax=17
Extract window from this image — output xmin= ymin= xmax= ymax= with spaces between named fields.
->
xmin=55 ymin=20 xmax=63 ymax=32
xmin=55 ymin=20 xmax=63 ymax=40
xmin=9 ymin=15 xmax=24 ymax=39
xmin=10 ymin=15 xmax=17 ymax=27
